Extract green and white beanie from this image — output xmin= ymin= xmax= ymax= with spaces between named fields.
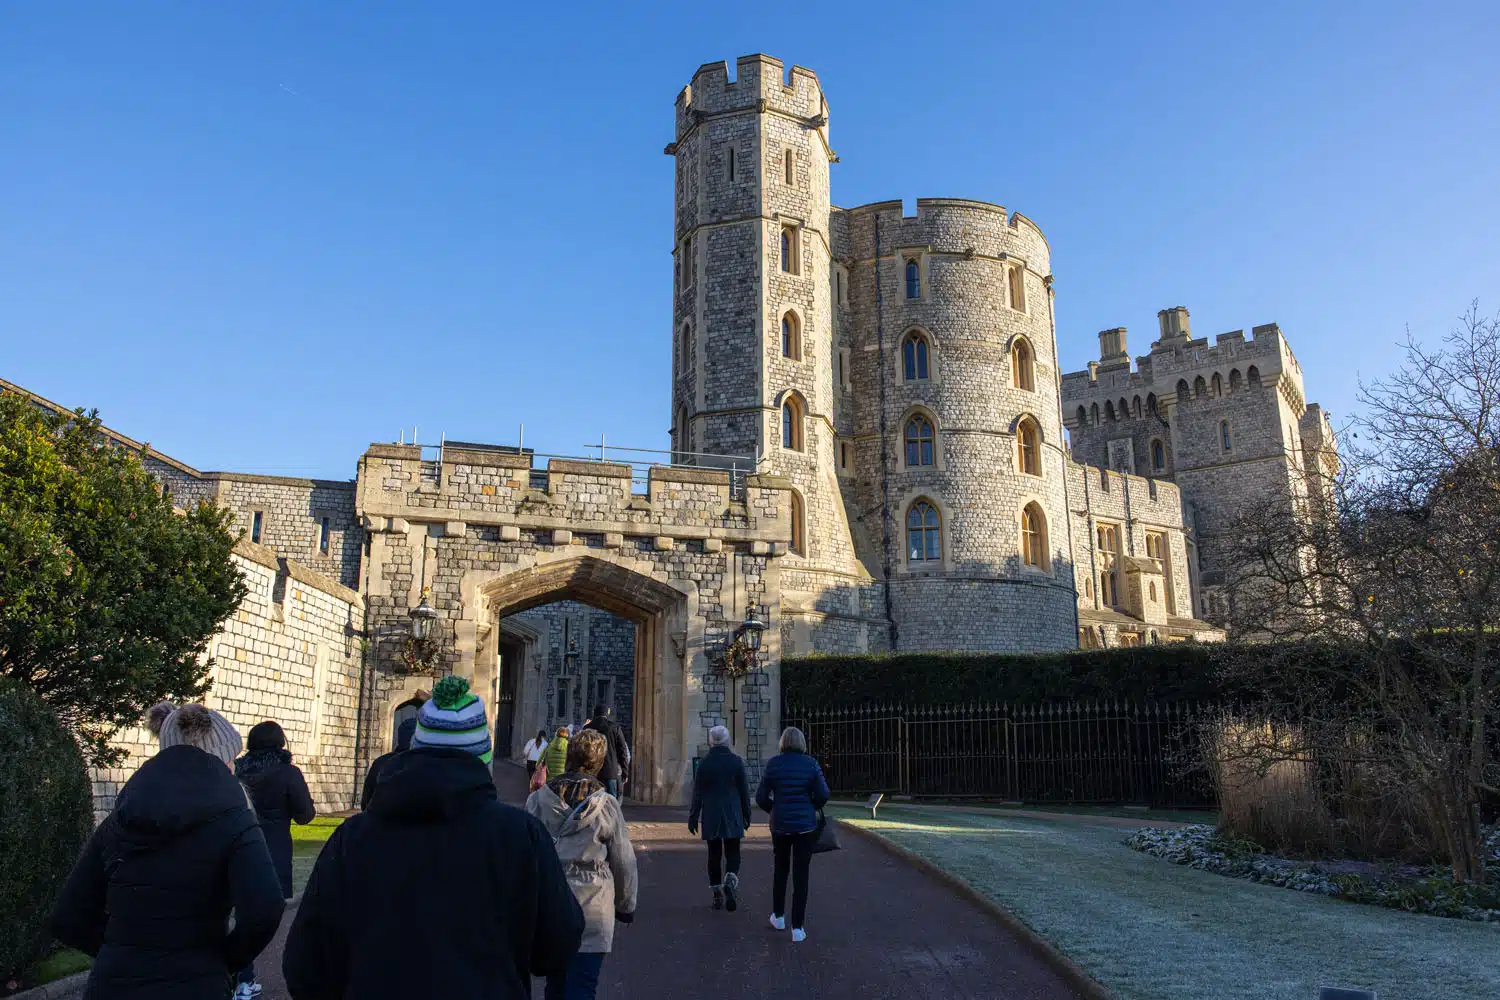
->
xmin=411 ymin=676 xmax=492 ymax=763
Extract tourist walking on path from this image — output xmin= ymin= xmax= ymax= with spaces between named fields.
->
xmin=526 ymin=728 xmax=639 ymax=1000
xmin=282 ymin=677 xmax=583 ymax=999
xmin=688 ymin=725 xmax=751 ymax=912
xmin=524 ymin=728 xmax=549 ymax=777
xmin=360 ymin=715 xmax=416 ymax=809
xmin=233 ymin=721 xmax=316 ymax=999
xmin=584 ymin=705 xmax=631 ymax=799
xmin=755 ymin=726 xmax=830 ymax=943
xmin=50 ymin=704 xmax=285 ymax=1000
xmin=541 ymin=724 xmax=571 ymax=779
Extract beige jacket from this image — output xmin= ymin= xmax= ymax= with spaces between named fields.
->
xmin=525 ymin=780 xmax=638 ymax=953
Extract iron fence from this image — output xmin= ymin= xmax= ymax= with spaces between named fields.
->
xmin=784 ymin=701 xmax=1218 ymax=808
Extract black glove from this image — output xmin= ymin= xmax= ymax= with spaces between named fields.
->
xmin=615 ymin=911 xmax=634 ymax=924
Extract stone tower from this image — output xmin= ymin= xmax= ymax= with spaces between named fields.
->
xmin=833 ymin=200 xmax=1077 ymax=651
xmin=1061 ymin=307 xmax=1334 ymax=620
xmin=668 ymin=56 xmax=866 ymax=631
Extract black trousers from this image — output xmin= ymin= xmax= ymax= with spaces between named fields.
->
xmin=526 ymin=760 xmax=538 ymax=777
xmin=706 ymin=837 xmax=741 ymax=885
xmin=771 ymin=831 xmax=817 ymax=928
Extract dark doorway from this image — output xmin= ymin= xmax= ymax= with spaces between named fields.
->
xmin=495 ymin=635 xmax=522 ymax=757
xmin=392 ymin=695 xmax=424 ymax=749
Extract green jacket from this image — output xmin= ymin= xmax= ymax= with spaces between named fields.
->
xmin=541 ymin=737 xmax=569 ymax=778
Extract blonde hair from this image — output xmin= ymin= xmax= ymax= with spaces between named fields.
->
xmin=555 ymin=726 xmax=571 ymax=740
xmin=779 ymin=727 xmax=808 ymax=754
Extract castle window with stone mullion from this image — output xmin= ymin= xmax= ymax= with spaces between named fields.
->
xmin=905 ymin=416 xmax=935 ymax=467
xmin=907 ymin=501 xmax=941 ymax=562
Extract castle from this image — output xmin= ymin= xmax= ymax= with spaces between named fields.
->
xmin=4 ymin=54 xmax=1336 ymax=811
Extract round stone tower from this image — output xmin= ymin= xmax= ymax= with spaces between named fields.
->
xmin=836 ymin=199 xmax=1076 ymax=652
xmin=668 ymin=56 xmax=866 ymax=609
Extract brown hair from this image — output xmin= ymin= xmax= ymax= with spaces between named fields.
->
xmin=566 ymin=729 xmax=608 ymax=776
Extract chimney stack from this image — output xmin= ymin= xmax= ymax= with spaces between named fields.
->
xmin=1157 ymin=306 xmax=1191 ymax=344
xmin=1097 ymin=327 xmax=1129 ymax=369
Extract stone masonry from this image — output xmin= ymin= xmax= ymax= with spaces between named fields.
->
xmin=6 ymin=53 xmax=1359 ymax=813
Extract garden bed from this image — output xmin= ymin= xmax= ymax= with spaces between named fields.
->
xmin=1126 ymin=824 xmax=1500 ymax=921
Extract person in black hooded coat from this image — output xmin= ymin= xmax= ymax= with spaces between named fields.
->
xmin=236 ymin=720 xmax=316 ymax=898
xmin=50 ymin=706 xmax=285 ymax=1000
xmin=283 ymin=748 xmax=584 ymax=999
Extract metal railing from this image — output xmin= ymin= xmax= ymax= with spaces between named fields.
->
xmin=784 ymin=701 xmax=1217 ymax=808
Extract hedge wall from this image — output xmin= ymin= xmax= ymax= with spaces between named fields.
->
xmin=783 ymin=646 xmax=1221 ymax=707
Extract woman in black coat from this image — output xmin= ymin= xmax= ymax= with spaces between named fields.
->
xmin=687 ymin=725 xmax=752 ymax=911
xmin=234 ymin=720 xmax=315 ymax=998
xmin=51 ymin=705 xmax=285 ymax=1000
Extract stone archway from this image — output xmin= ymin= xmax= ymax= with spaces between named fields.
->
xmin=464 ymin=553 xmax=704 ymax=805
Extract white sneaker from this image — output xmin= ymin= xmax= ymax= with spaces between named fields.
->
xmin=791 ymin=928 xmax=807 ymax=943
xmin=769 ymin=913 xmax=786 ymax=931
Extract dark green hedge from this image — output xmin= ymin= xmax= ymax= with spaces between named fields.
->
xmin=781 ymin=641 xmax=1433 ymax=709
xmin=782 ymin=645 xmax=1226 ymax=708
xmin=0 ymin=679 xmax=94 ymax=982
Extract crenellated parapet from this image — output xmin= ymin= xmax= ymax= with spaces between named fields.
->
xmin=354 ymin=444 xmax=792 ymax=550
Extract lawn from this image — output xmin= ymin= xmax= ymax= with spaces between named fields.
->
xmin=831 ymin=804 xmax=1500 ymax=1000
xmin=291 ymin=815 xmax=344 ymax=895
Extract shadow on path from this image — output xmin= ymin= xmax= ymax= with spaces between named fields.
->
xmin=203 ymin=762 xmax=1084 ymax=1000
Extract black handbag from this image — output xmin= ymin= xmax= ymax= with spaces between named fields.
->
xmin=809 ymin=809 xmax=842 ymax=854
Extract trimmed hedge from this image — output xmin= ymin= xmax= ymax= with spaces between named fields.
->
xmin=782 ymin=646 xmax=1226 ymax=708
xmin=0 ymin=680 xmax=94 ymax=982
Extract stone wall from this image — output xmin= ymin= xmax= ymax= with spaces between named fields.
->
xmin=510 ymin=599 xmax=637 ymax=746
xmin=91 ymin=540 xmax=366 ymax=818
xmin=212 ymin=474 xmax=363 ymax=589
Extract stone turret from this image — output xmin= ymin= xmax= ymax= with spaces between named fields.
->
xmin=1156 ymin=306 xmax=1191 ymax=346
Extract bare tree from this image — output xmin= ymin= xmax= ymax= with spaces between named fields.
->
xmin=1222 ymin=303 xmax=1499 ymax=882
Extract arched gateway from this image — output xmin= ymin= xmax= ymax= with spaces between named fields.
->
xmin=354 ymin=443 xmax=792 ymax=804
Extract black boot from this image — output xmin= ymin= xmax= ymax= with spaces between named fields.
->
xmin=723 ymin=871 xmax=739 ymax=912
xmin=711 ymin=886 xmax=724 ymax=910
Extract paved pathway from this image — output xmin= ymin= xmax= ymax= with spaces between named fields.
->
xmin=111 ymin=764 xmax=1083 ymax=1000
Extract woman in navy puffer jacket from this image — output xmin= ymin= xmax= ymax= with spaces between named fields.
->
xmin=754 ymin=727 xmax=829 ymax=943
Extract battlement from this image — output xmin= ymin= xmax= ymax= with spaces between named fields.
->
xmin=1062 ymin=312 xmax=1304 ymax=403
xmin=834 ymin=197 xmax=1050 ymax=265
xmin=677 ymin=54 xmax=826 ymax=137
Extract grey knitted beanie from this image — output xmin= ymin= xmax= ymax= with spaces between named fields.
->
xmin=157 ymin=704 xmax=243 ymax=765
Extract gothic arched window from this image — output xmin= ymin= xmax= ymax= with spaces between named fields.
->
xmin=1151 ymin=438 xmax=1166 ymax=472
xmin=902 ymin=332 xmax=930 ymax=381
xmin=780 ymin=226 xmax=798 ymax=274
xmin=1016 ymin=418 xmax=1041 ymax=476
xmin=790 ymin=490 xmax=806 ymax=556
xmin=905 ymin=416 xmax=935 ymax=467
xmin=1021 ymin=502 xmax=1047 ymax=569
xmin=781 ymin=397 xmax=804 ymax=451
xmin=907 ymin=500 xmax=941 ymax=563
xmin=1012 ymin=338 xmax=1035 ymax=391
xmin=781 ymin=313 xmax=801 ymax=360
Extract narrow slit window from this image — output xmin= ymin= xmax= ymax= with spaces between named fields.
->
xmin=905 ymin=259 xmax=920 ymax=299
xmin=1221 ymin=419 xmax=1232 ymax=452
xmin=784 ymin=149 xmax=795 ymax=185
xmin=790 ymin=491 xmax=806 ymax=556
xmin=251 ymin=511 xmax=263 ymax=545
xmin=319 ymin=517 xmax=330 ymax=555
xmin=727 ymin=146 xmax=736 ymax=181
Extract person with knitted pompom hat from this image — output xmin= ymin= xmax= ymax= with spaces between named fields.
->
xmin=410 ymin=675 xmax=493 ymax=761
xmin=50 ymin=705 xmax=283 ymax=1000
xmin=283 ymin=675 xmax=583 ymax=999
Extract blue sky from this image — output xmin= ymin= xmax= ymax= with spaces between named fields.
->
xmin=2 ymin=2 xmax=1496 ymax=478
